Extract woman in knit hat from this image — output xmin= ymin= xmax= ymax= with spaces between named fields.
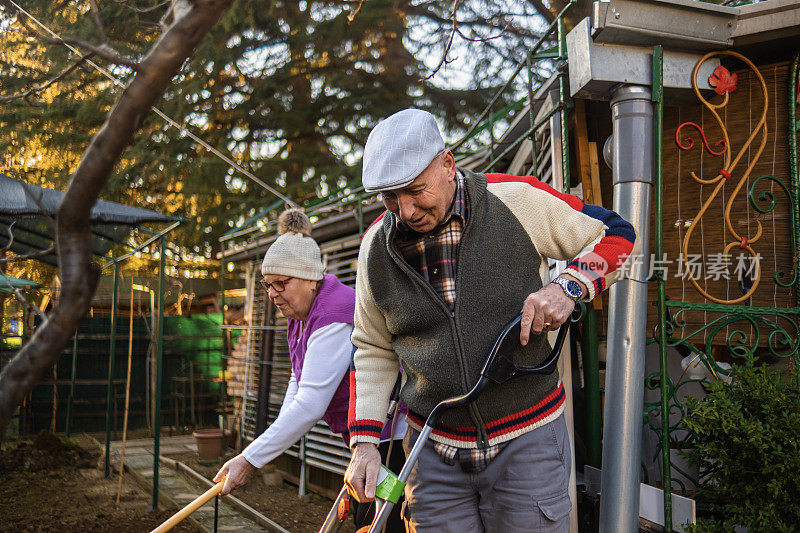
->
xmin=213 ymin=209 xmax=406 ymax=532
xmin=213 ymin=208 xmax=352 ymax=485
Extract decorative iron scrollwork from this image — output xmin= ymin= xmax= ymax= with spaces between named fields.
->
xmin=676 ymin=52 xmax=770 ymax=304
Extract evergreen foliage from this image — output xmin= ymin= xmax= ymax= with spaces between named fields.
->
xmin=0 ymin=1 xmax=551 ymax=277
xmin=684 ymin=363 xmax=800 ymax=532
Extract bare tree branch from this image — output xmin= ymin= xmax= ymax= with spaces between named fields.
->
xmin=0 ymin=247 xmax=56 ymax=264
xmin=16 ymin=176 xmax=58 ymax=238
xmin=0 ymin=0 xmax=234 ymax=441
xmin=0 ymin=179 xmax=57 ymax=263
xmin=425 ymin=0 xmax=461 ymax=80
xmin=454 ymin=20 xmax=510 ymax=43
xmin=0 ymin=53 xmax=95 ymax=104
xmin=1 ymin=276 xmax=47 ymax=322
xmin=1 ymin=221 xmax=17 ymax=253
xmin=527 ymin=0 xmax=556 ymax=23
xmin=423 ymin=0 xmax=518 ymax=81
xmin=88 ymin=0 xmax=109 ymax=45
xmin=113 ymin=0 xmax=172 ymax=14
xmin=347 ymin=0 xmax=365 ymax=22
xmin=12 ymin=15 xmax=139 ymax=70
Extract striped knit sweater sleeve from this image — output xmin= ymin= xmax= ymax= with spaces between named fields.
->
xmin=486 ymin=173 xmax=636 ymax=301
xmin=348 ymin=220 xmax=400 ymax=446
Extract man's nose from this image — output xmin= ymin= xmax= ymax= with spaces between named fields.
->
xmin=268 ymin=286 xmax=280 ymax=299
xmin=396 ymin=195 xmax=416 ymax=221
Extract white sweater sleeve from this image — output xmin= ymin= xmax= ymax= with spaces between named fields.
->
xmin=242 ymin=322 xmax=353 ymax=468
xmin=278 ymin=372 xmax=298 ymax=416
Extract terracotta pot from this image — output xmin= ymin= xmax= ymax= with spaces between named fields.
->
xmin=193 ymin=429 xmax=223 ymax=463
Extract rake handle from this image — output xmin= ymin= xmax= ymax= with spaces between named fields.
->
xmin=150 ymin=478 xmax=226 ymax=533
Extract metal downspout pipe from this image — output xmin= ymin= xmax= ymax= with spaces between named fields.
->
xmin=600 ymin=84 xmax=653 ymax=532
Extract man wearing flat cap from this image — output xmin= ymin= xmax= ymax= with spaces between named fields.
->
xmin=345 ymin=109 xmax=635 ymax=532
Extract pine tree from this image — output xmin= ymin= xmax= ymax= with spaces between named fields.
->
xmin=0 ymin=1 xmax=549 ymax=271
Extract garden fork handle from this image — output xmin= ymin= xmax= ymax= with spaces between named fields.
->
xmin=150 ymin=476 xmax=226 ymax=533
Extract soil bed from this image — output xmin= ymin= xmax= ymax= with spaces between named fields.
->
xmin=165 ymin=451 xmax=357 ymax=533
xmin=1 ymin=432 xmax=197 ymax=532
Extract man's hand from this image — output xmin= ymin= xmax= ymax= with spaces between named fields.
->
xmin=214 ymin=454 xmax=256 ymax=495
xmin=520 ymin=275 xmax=585 ymax=345
xmin=344 ymin=442 xmax=382 ymax=502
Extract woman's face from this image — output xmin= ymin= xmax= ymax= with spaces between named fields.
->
xmin=262 ymin=274 xmax=319 ymax=321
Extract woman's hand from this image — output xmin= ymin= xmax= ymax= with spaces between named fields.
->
xmin=214 ymin=454 xmax=256 ymax=495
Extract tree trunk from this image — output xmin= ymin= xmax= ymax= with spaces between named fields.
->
xmin=0 ymin=0 xmax=234 ymax=441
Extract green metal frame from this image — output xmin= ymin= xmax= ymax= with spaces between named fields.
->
xmin=104 ymin=261 xmax=120 ymax=477
xmin=652 ymin=45 xmax=673 ymax=530
xmin=56 ymin=219 xmax=183 ymax=507
xmin=792 ymin=52 xmax=800 ymax=302
xmin=648 ymin=50 xmax=800 ymax=530
xmin=580 ymin=306 xmax=602 ymax=469
xmin=65 ymin=333 xmax=78 ymax=438
xmin=220 ymin=259 xmax=228 ymax=438
xmin=152 ymin=236 xmax=166 ymax=509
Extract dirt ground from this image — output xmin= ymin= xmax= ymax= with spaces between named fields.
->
xmin=166 ymin=451 xmax=357 ymax=533
xmin=0 ymin=432 xmax=197 ymax=532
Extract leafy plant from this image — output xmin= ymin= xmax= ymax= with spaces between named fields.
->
xmin=683 ymin=363 xmax=800 ymax=532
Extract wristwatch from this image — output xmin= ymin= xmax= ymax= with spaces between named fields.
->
xmin=552 ymin=277 xmax=583 ymax=301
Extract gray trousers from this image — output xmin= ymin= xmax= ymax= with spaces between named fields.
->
xmin=401 ymin=414 xmax=571 ymax=533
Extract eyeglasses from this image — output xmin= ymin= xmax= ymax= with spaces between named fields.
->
xmin=260 ymin=277 xmax=292 ymax=293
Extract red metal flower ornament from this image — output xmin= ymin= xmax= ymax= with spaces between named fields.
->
xmin=708 ymin=65 xmax=737 ymax=95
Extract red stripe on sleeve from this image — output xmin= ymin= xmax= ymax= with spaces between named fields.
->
xmin=486 ymin=173 xmax=584 ymax=211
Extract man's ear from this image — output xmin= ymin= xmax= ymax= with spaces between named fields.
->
xmin=442 ymin=150 xmax=456 ymax=180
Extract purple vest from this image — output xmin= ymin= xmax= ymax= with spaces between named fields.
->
xmin=286 ymin=274 xmax=354 ymax=435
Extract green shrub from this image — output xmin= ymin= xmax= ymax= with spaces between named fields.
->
xmin=683 ymin=363 xmax=800 ymax=532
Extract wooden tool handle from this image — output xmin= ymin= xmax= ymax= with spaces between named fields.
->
xmin=150 ymin=478 xmax=226 ymax=533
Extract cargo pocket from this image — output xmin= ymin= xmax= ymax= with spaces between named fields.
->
xmin=537 ymin=492 xmax=571 ymax=531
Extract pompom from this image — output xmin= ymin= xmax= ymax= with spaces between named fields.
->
xmin=277 ymin=208 xmax=312 ymax=236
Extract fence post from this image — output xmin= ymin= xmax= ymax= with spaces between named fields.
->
xmin=104 ymin=261 xmax=120 ymax=477
xmin=152 ymin=237 xmax=166 ymax=509
xmin=65 ymin=332 xmax=78 ymax=438
xmin=652 ymin=45 xmax=673 ymax=531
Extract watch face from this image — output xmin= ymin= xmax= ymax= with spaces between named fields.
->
xmin=565 ymin=280 xmax=582 ymax=298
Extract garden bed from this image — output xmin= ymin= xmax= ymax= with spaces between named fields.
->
xmin=0 ymin=432 xmax=197 ymax=532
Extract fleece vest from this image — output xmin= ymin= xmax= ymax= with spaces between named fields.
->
xmin=286 ymin=274 xmax=355 ymax=434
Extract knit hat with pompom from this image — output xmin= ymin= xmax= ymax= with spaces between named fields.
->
xmin=260 ymin=209 xmax=324 ymax=280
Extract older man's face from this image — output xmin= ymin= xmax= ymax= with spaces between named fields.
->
xmin=381 ymin=150 xmax=456 ymax=234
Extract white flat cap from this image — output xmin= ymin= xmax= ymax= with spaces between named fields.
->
xmin=362 ymin=109 xmax=445 ymax=192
